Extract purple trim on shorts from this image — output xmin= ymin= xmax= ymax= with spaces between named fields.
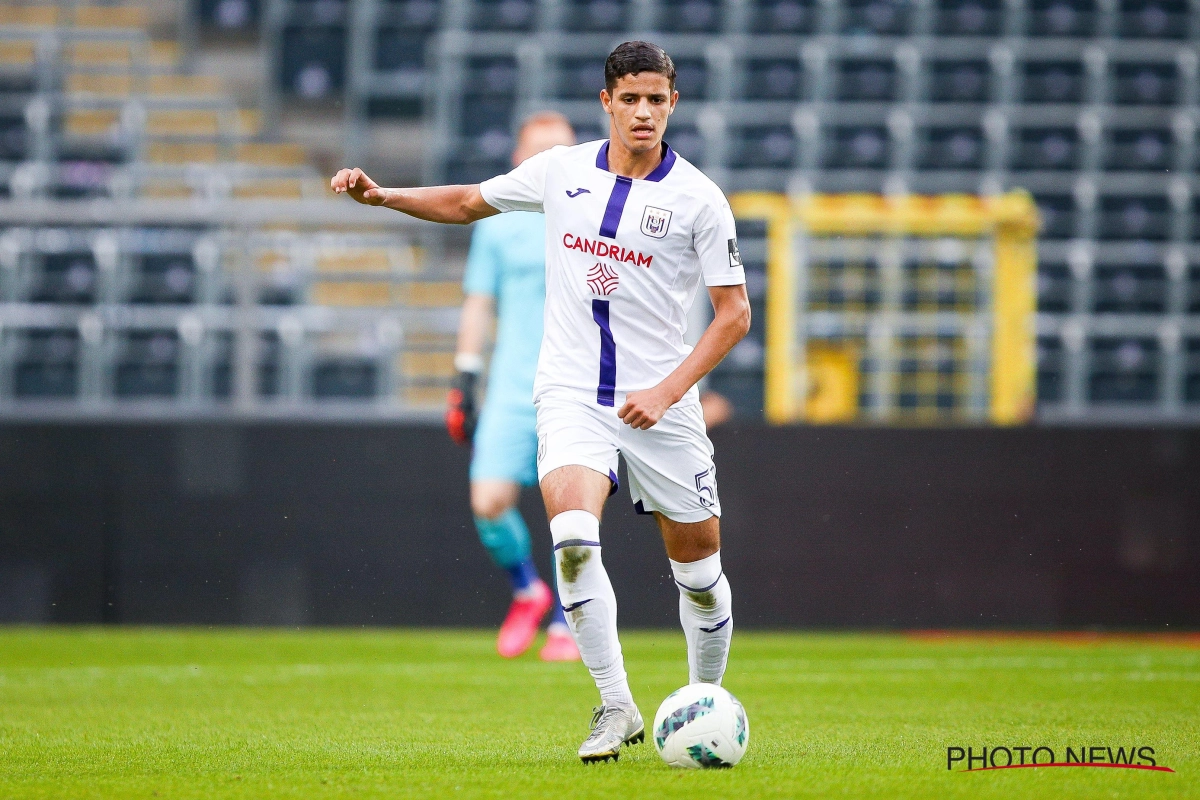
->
xmin=608 ymin=469 xmax=619 ymax=497
xmin=633 ymin=500 xmax=654 ymax=516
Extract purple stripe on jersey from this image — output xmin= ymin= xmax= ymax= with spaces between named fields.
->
xmin=592 ymin=299 xmax=616 ymax=407
xmin=595 ymin=141 xmax=677 ymax=183
xmin=599 ymin=176 xmax=632 ymax=239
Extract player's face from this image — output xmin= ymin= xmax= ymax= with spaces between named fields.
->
xmin=600 ymin=72 xmax=678 ymax=156
xmin=513 ymin=121 xmax=576 ymax=166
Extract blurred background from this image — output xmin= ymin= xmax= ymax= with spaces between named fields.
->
xmin=0 ymin=0 xmax=1196 ymax=630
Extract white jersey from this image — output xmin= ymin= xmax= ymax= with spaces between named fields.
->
xmin=479 ymin=139 xmax=746 ymax=408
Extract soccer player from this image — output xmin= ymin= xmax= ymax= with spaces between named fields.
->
xmin=447 ymin=112 xmax=581 ymax=662
xmin=332 ymin=40 xmax=750 ymax=764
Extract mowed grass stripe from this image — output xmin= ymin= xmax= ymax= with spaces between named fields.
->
xmin=0 ymin=628 xmax=1196 ymax=799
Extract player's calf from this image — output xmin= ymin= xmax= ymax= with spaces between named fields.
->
xmin=671 ymin=550 xmax=733 ymax=685
xmin=551 ymin=510 xmax=634 ymax=707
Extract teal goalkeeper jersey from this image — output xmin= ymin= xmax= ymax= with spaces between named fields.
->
xmin=462 ymin=211 xmax=546 ymax=413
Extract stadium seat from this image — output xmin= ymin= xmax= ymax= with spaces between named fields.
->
xmin=823 ymin=125 xmax=890 ymax=169
xmin=917 ymin=126 xmax=985 ymax=170
xmin=742 ymin=57 xmax=805 ymax=101
xmin=555 ymin=57 xmax=607 ymax=99
xmin=1104 ymin=127 xmax=1173 ymax=172
xmin=749 ymin=0 xmax=817 ymax=33
xmin=396 ymin=281 xmax=461 ymax=307
xmin=146 ymin=142 xmax=220 ymax=164
xmin=279 ymin=23 xmax=346 ymax=99
xmin=673 ymin=57 xmax=709 ymax=100
xmin=1035 ymin=335 xmax=1064 ymax=402
xmin=1020 ymin=59 xmax=1085 ymax=104
xmin=561 ymin=0 xmax=630 ymax=30
xmin=834 ymin=58 xmax=898 ymax=103
xmin=197 ymin=0 xmax=262 ymax=34
xmin=0 ymin=110 xmax=28 ymax=160
xmin=1185 ymin=339 xmax=1200 ymax=402
xmin=313 ymin=358 xmax=377 ymax=397
xmin=1034 ymin=193 xmax=1076 ymax=238
xmin=729 ymin=125 xmax=797 ymax=169
xmin=236 ymin=143 xmax=308 ymax=166
xmin=1117 ymin=0 xmax=1188 ymax=38
xmin=53 ymin=159 xmax=113 ymax=199
xmin=1011 ymin=126 xmax=1081 ymax=171
xmin=658 ymin=0 xmax=724 ymax=32
xmin=1097 ymin=195 xmax=1171 ymax=241
xmin=927 ymin=59 xmax=990 ymax=103
xmin=115 ymin=330 xmax=180 ymax=397
xmin=469 ymin=0 xmax=536 ymax=30
xmin=31 ymin=252 xmax=98 ymax=304
xmin=310 ymin=281 xmax=393 ymax=305
xmin=146 ymin=110 xmax=222 ymax=138
xmin=1088 ymin=336 xmax=1159 ymax=402
xmin=1026 ymin=0 xmax=1096 ymax=36
xmin=1036 ymin=261 xmax=1072 ymax=313
xmin=1092 ymin=263 xmax=1168 ymax=313
xmin=375 ymin=28 xmax=433 ymax=75
xmin=0 ymin=5 xmax=59 ymax=26
xmin=1110 ymin=61 xmax=1178 ymax=105
xmin=70 ymin=5 xmax=150 ymax=29
xmin=665 ymin=123 xmax=705 ymax=164
xmin=129 ymin=254 xmax=197 ymax=304
xmin=13 ymin=330 xmax=80 ymax=398
xmin=840 ymin=0 xmax=912 ymax=35
xmin=935 ymin=0 xmax=1004 ymax=36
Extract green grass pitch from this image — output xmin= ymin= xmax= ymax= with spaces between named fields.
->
xmin=1 ymin=627 xmax=1197 ymax=799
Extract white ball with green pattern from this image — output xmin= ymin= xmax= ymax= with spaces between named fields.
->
xmin=652 ymin=683 xmax=749 ymax=768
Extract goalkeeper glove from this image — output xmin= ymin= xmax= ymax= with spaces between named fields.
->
xmin=446 ymin=354 xmax=482 ymax=446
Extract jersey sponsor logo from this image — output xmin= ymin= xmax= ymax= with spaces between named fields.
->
xmin=727 ymin=237 xmax=742 ymax=268
xmin=640 ymin=205 xmax=672 ymax=238
xmin=586 ymin=262 xmax=620 ymax=296
xmin=562 ymin=233 xmax=653 ymax=268
xmin=566 ymin=187 xmax=591 ymax=198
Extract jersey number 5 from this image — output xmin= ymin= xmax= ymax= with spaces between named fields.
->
xmin=694 ymin=465 xmax=716 ymax=508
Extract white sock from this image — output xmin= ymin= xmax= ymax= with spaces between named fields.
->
xmin=670 ymin=551 xmax=733 ymax=685
xmin=551 ymin=510 xmax=633 ymax=707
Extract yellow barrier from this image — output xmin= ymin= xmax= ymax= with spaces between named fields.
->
xmin=731 ymin=192 xmax=1039 ymax=426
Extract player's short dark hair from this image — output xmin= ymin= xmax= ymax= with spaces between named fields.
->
xmin=604 ymin=41 xmax=676 ymax=93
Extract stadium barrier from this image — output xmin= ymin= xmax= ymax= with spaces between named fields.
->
xmin=732 ymin=191 xmax=1039 ymax=425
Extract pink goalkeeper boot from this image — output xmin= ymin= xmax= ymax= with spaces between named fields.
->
xmin=539 ymin=626 xmax=581 ymax=662
xmin=497 ymin=580 xmax=553 ymax=658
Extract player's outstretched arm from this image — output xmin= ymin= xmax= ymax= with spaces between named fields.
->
xmin=618 ymin=284 xmax=751 ymax=430
xmin=330 ymin=168 xmax=499 ymax=225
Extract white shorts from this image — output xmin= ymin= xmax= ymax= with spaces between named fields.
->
xmin=535 ymin=391 xmax=721 ymax=524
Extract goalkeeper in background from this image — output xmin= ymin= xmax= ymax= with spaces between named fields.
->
xmin=446 ymin=112 xmax=580 ymax=661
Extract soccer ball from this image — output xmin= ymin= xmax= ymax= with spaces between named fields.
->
xmin=652 ymin=683 xmax=749 ymax=769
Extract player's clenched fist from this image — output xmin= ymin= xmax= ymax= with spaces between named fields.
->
xmin=618 ymin=385 xmax=675 ymax=430
xmin=330 ymin=167 xmax=387 ymax=206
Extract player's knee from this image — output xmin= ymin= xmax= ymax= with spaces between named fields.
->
xmin=670 ymin=550 xmax=728 ymax=609
xmin=471 ymin=483 xmax=517 ymax=520
xmin=549 ymin=510 xmax=602 ymax=588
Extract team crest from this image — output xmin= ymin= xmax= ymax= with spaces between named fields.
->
xmin=640 ymin=205 xmax=672 ymax=239
xmin=586 ymin=262 xmax=619 ymax=295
